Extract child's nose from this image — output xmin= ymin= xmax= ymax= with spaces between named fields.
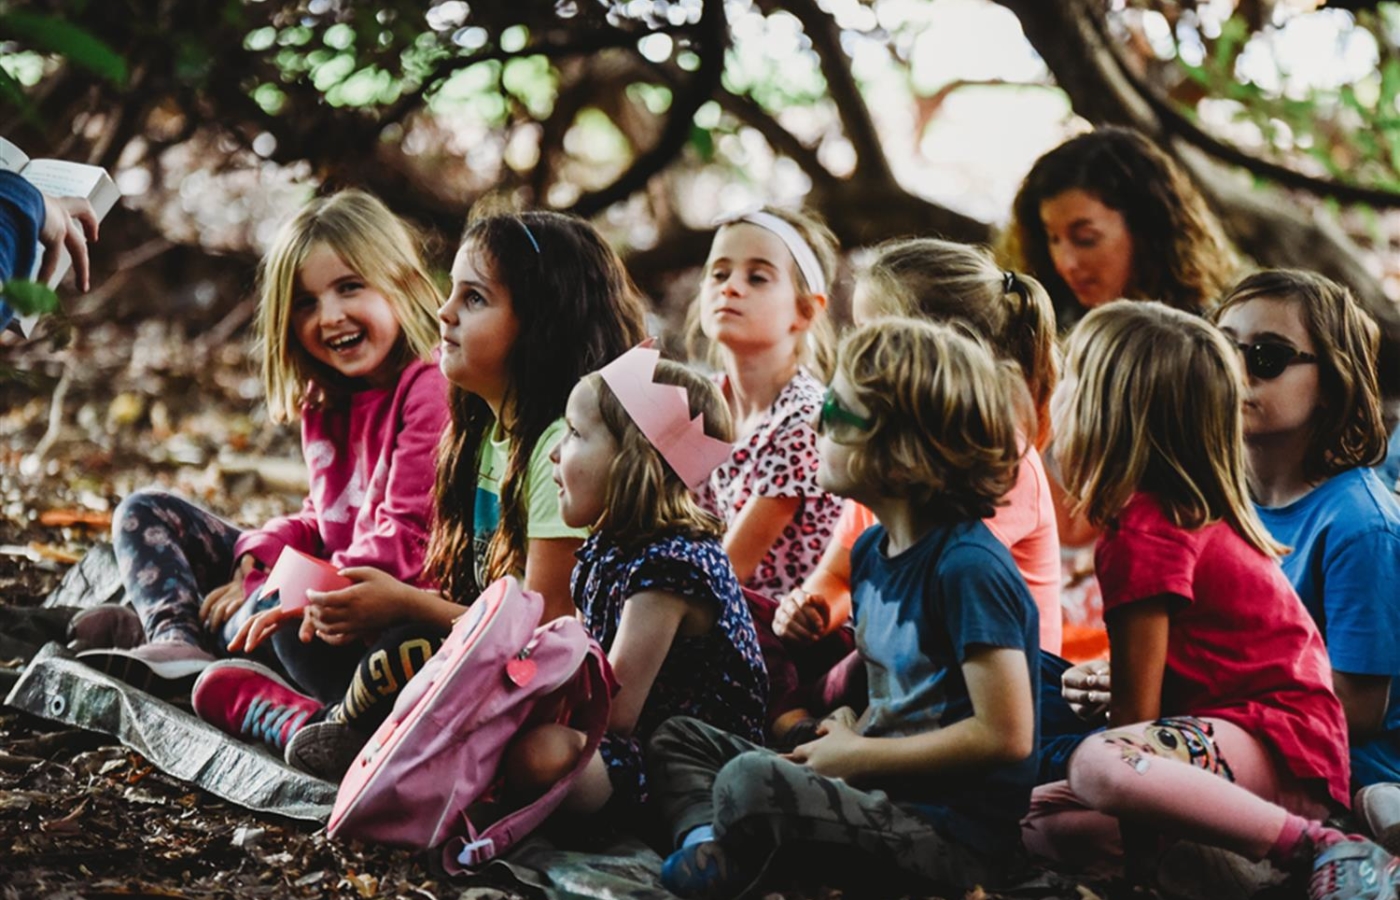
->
xmin=437 ymin=297 xmax=456 ymax=325
xmin=318 ymin=294 xmax=349 ymax=325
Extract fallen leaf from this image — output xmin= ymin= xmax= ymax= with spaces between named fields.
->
xmin=38 ymin=509 xmax=113 ymax=530
xmin=40 ymin=796 xmax=89 ymax=833
xmin=340 ymin=870 xmax=379 ymax=899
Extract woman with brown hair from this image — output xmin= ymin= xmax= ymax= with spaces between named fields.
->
xmin=1006 ymin=126 xmax=1237 ymax=327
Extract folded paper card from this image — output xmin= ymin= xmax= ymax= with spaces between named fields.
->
xmin=263 ymin=547 xmax=352 ymax=612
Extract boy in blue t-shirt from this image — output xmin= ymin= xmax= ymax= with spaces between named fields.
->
xmin=648 ymin=319 xmax=1040 ymax=899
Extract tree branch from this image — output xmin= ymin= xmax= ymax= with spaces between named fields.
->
xmin=568 ymin=0 xmax=728 ymax=217
xmin=780 ymin=0 xmax=894 ymax=185
xmin=1084 ymin=10 xmax=1400 ymax=209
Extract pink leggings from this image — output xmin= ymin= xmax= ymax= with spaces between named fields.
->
xmin=1022 ymin=716 xmax=1331 ymax=872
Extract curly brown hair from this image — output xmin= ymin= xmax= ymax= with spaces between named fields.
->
xmin=1005 ymin=127 xmax=1237 ymax=327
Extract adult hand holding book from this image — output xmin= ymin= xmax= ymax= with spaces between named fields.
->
xmin=38 ymin=193 xmax=98 ymax=291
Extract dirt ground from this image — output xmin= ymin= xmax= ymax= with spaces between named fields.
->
xmin=0 ymin=321 xmax=1182 ymax=900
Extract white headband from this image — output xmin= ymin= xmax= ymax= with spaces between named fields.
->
xmin=715 ymin=210 xmax=827 ymax=296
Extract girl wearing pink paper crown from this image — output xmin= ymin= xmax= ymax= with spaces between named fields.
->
xmin=83 ymin=190 xmax=449 ymax=702
xmin=500 ymin=343 xmax=767 ymax=830
xmin=186 ymin=211 xmax=648 ymax=779
xmin=692 ymin=207 xmax=843 ymax=601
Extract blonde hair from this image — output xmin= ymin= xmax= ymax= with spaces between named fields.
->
xmin=587 ymin=360 xmax=732 ymax=544
xmin=687 ymin=205 xmax=839 ymax=379
xmin=1057 ymin=302 xmax=1284 ymax=556
xmin=256 ymin=190 xmax=442 ymax=422
xmin=1213 ymin=269 xmax=1387 ymax=482
xmin=859 ymin=238 xmax=1058 ymax=449
xmin=838 ymin=317 xmax=1022 ymax=518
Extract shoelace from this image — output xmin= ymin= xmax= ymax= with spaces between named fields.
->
xmin=1309 ymin=843 xmax=1388 ymax=900
xmin=240 ymin=696 xmax=311 ymax=750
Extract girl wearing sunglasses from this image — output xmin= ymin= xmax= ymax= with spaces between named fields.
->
xmin=1024 ymin=300 xmax=1373 ymax=895
xmin=1214 ymin=270 xmax=1400 ymax=808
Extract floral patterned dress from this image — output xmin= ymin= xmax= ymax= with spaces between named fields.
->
xmin=707 ymin=369 xmax=842 ymax=599
xmin=574 ymin=530 xmax=768 ymax=805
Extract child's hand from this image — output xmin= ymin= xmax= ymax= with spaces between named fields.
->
xmin=773 ymin=588 xmax=831 ymax=645
xmin=783 ymin=706 xmax=866 ymax=780
xmin=301 ymin=566 xmax=410 ymax=644
xmin=1062 ymin=659 xmax=1111 ymax=720
xmin=228 ymin=606 xmax=299 ymax=653
xmin=200 ymin=555 xmax=255 ymax=631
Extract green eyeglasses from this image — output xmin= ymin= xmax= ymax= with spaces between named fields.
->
xmin=818 ymin=386 xmax=874 ymax=435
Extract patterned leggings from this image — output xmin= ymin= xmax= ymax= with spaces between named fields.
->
xmin=1022 ymin=715 xmax=1332 ymax=872
xmin=112 ymin=489 xmax=446 ymax=732
xmin=647 ymin=716 xmax=996 ymax=891
xmin=112 ymin=489 xmax=248 ymax=648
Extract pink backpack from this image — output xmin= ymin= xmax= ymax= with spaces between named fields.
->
xmin=328 ymin=576 xmax=613 ymax=871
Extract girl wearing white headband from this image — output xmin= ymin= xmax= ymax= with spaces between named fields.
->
xmin=694 ymin=206 xmax=843 ymax=613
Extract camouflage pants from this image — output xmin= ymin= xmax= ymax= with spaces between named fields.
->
xmin=647 ymin=716 xmax=995 ymax=890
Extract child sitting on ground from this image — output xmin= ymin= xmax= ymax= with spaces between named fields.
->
xmin=649 ymin=318 xmax=1041 ymax=899
xmin=693 ymin=207 xmax=843 ymax=600
xmin=1023 ymin=300 xmax=1383 ymax=899
xmin=504 ymin=344 xmax=767 ymax=822
xmin=188 ymin=210 xmax=648 ymax=776
xmin=82 ymin=190 xmax=448 ymax=700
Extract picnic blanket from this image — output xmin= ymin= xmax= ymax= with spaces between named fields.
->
xmin=3 ymin=545 xmax=677 ymax=899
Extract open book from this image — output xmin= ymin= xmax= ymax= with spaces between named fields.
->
xmin=1 ymin=136 xmax=120 ymax=337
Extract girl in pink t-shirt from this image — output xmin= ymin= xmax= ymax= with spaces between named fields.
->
xmin=88 ymin=190 xmax=447 ymax=690
xmin=773 ymin=240 xmax=1062 ymax=679
xmin=1025 ymin=301 xmax=1385 ymax=896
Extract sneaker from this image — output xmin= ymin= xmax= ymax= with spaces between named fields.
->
xmin=284 ymin=720 xmax=364 ymax=781
xmin=67 ymin=604 xmax=145 ymax=652
xmin=1310 ymin=837 xmax=1400 ymax=900
xmin=1358 ymin=785 xmax=1400 ymax=857
xmin=192 ymin=659 xmax=320 ymax=752
xmin=660 ymin=840 xmax=754 ymax=900
xmin=78 ymin=640 xmax=215 ymax=698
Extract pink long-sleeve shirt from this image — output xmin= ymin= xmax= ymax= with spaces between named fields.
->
xmin=235 ymin=359 xmax=450 ymax=596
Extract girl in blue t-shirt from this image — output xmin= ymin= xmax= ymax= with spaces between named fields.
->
xmin=647 ymin=318 xmax=1040 ymax=899
xmin=1214 ymin=270 xmax=1400 ymax=794
xmin=502 ymin=347 xmax=767 ymax=817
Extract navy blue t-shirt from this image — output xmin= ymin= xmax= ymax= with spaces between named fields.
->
xmin=850 ymin=518 xmax=1040 ymax=856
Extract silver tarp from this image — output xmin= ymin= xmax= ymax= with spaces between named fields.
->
xmin=3 ymin=642 xmax=335 ymax=822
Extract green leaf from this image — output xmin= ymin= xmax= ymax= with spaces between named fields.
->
xmin=0 ymin=64 xmax=38 ymax=124
xmin=0 ymin=12 xmax=127 ymax=85
xmin=688 ymin=123 xmax=714 ymax=162
xmin=2 ymin=279 xmax=59 ymax=316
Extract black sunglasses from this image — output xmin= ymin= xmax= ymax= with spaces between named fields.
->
xmin=1233 ymin=341 xmax=1319 ymax=381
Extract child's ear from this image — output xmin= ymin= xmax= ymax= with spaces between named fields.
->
xmin=794 ymin=292 xmax=828 ymax=330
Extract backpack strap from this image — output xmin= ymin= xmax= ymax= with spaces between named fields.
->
xmin=441 ymin=639 xmax=614 ymax=872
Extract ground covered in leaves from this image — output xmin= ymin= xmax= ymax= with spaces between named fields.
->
xmin=0 ymin=322 xmax=1179 ymax=900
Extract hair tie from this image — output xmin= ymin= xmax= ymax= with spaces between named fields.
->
xmin=1002 ymin=270 xmax=1017 ymax=294
xmin=519 ymin=221 xmax=541 ymax=255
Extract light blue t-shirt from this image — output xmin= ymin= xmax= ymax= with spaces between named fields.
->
xmin=1256 ymin=466 xmax=1400 ymax=786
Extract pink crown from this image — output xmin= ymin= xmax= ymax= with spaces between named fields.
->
xmin=598 ymin=341 xmax=733 ymax=491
